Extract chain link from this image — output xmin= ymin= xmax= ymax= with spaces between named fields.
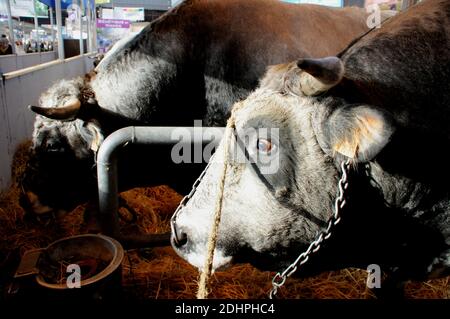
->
xmin=170 ymin=154 xmax=216 ymax=244
xmin=170 ymin=153 xmax=352 ymax=298
xmin=269 ymin=159 xmax=351 ymax=299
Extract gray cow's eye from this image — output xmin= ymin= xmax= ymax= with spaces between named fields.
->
xmin=257 ymin=138 xmax=274 ymax=154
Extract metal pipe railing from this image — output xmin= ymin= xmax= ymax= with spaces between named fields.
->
xmin=96 ymin=126 xmax=224 ymax=248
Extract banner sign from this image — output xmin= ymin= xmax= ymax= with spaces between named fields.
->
xmin=282 ymin=0 xmax=343 ymax=7
xmin=101 ymin=8 xmax=114 ymax=19
xmin=38 ymin=0 xmax=72 ymax=9
xmin=366 ymin=0 xmax=398 ymax=6
xmin=0 ymin=0 xmax=49 ymax=18
xmin=97 ymin=18 xmax=130 ymax=29
xmin=113 ymin=7 xmax=145 ymax=22
xmin=0 ymin=1 xmax=7 ymax=19
xmin=38 ymin=0 xmax=95 ymax=11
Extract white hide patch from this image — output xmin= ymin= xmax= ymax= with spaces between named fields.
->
xmin=184 ymin=249 xmax=233 ymax=272
xmin=95 ymin=32 xmax=141 ymax=71
xmin=173 ymin=205 xmax=234 ymax=271
xmin=171 ymin=90 xmax=324 ymax=270
xmin=92 ymin=56 xmax=177 ymax=120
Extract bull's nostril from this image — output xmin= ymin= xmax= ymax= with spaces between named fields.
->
xmin=172 ymin=227 xmax=187 ymax=248
xmin=173 ymin=229 xmax=188 ymax=248
xmin=171 ymin=218 xmax=188 ymax=248
xmin=45 ymin=139 xmax=64 ymax=152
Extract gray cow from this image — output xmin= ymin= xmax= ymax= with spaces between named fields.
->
xmin=171 ymin=0 xmax=450 ymax=295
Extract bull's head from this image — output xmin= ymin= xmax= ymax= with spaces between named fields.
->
xmin=171 ymin=57 xmax=394 ymax=271
xmin=21 ymin=77 xmax=105 ymax=214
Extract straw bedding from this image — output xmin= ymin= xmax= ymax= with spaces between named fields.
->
xmin=0 ymin=141 xmax=448 ymax=299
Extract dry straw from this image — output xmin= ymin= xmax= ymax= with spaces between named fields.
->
xmin=0 ymin=140 xmax=448 ymax=299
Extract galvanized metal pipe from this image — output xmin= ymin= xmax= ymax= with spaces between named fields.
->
xmin=49 ymin=7 xmax=55 ymax=52
xmin=96 ymin=126 xmax=224 ymax=247
xmin=86 ymin=0 xmax=92 ymax=52
xmin=78 ymin=0 xmax=84 ymax=55
xmin=5 ymin=0 xmax=16 ymax=55
xmin=33 ymin=0 xmax=40 ymax=53
xmin=55 ymin=0 xmax=64 ymax=60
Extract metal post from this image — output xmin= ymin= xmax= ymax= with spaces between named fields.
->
xmin=33 ymin=0 xmax=41 ymax=53
xmin=49 ymin=7 xmax=55 ymax=52
xmin=97 ymin=126 xmax=224 ymax=247
xmin=78 ymin=0 xmax=84 ymax=55
xmin=93 ymin=2 xmax=97 ymax=52
xmin=55 ymin=0 xmax=64 ymax=59
xmin=401 ymin=0 xmax=419 ymax=11
xmin=86 ymin=0 xmax=92 ymax=52
xmin=5 ymin=0 xmax=16 ymax=54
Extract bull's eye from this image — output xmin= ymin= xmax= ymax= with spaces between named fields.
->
xmin=257 ymin=138 xmax=273 ymax=154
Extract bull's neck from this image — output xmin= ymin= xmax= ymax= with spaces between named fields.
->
xmin=366 ymin=162 xmax=428 ymax=213
xmin=366 ymin=154 xmax=450 ymax=231
xmin=93 ymin=18 xmax=207 ymax=126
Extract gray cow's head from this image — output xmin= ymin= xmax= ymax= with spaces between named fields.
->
xmin=171 ymin=57 xmax=394 ymax=271
xmin=21 ymin=77 xmax=105 ymax=214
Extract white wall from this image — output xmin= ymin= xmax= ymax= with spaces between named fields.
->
xmin=0 ymin=54 xmax=95 ymax=191
xmin=0 ymin=51 xmax=58 ymax=74
xmin=171 ymin=0 xmax=184 ymax=7
xmin=101 ymin=0 xmax=171 ymax=10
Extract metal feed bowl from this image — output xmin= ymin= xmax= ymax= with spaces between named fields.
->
xmin=35 ymin=234 xmax=124 ymax=290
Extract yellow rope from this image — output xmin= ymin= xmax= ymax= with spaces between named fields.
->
xmin=196 ymin=115 xmax=236 ymax=299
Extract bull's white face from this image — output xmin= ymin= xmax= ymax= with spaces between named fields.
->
xmin=171 ymin=57 xmax=394 ymax=271
xmin=171 ymin=89 xmax=339 ymax=271
xmin=23 ymin=78 xmax=104 ymax=213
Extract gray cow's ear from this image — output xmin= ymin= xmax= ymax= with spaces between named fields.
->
xmin=318 ymin=105 xmax=395 ymax=162
xmin=296 ymin=57 xmax=344 ymax=96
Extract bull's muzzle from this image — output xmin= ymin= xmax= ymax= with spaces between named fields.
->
xmin=170 ymin=214 xmax=188 ymax=248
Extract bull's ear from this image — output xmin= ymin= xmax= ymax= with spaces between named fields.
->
xmin=323 ymin=105 xmax=395 ymax=162
xmin=87 ymin=122 xmax=104 ymax=153
xmin=297 ymin=57 xmax=344 ymax=96
xmin=77 ymin=120 xmax=104 ymax=153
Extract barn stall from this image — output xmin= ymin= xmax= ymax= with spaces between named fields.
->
xmin=0 ymin=141 xmax=448 ymax=300
xmin=1 ymin=0 xmax=449 ymax=302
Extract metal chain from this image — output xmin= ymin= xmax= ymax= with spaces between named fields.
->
xmin=170 ymin=153 xmax=216 ymax=240
xmin=269 ymin=159 xmax=351 ymax=299
xmin=170 ymin=154 xmax=352 ymax=298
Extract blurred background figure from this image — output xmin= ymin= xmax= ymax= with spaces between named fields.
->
xmin=0 ymin=35 xmax=13 ymax=55
xmin=24 ymin=40 xmax=32 ymax=53
xmin=15 ymin=40 xmax=26 ymax=55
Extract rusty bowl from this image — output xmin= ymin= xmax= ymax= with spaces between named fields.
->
xmin=35 ymin=234 xmax=124 ymax=290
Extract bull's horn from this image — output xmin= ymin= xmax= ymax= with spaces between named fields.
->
xmin=297 ymin=57 xmax=344 ymax=96
xmin=29 ymin=99 xmax=81 ymax=121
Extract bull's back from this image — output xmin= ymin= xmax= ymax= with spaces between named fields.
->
xmin=200 ymin=0 xmax=369 ymax=56
xmin=341 ymin=0 xmax=450 ymax=136
xmin=197 ymin=0 xmax=370 ymax=87
xmin=92 ymin=0 xmax=371 ymax=122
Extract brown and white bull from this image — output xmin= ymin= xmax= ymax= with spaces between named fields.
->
xmin=171 ymin=0 xmax=450 ymax=295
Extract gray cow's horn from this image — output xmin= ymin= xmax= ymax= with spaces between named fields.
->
xmin=297 ymin=57 xmax=344 ymax=96
xmin=29 ymin=99 xmax=81 ymax=121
